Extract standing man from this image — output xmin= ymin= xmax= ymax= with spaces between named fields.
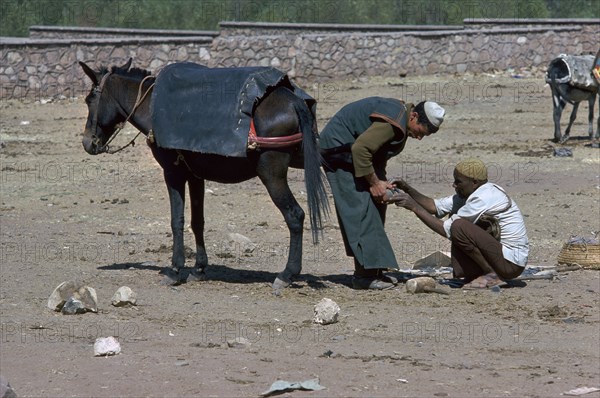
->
xmin=390 ymin=158 xmax=529 ymax=289
xmin=320 ymin=98 xmax=445 ymax=290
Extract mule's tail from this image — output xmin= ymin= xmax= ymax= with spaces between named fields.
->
xmin=296 ymin=102 xmax=330 ymax=244
xmin=547 ymin=65 xmax=575 ymax=106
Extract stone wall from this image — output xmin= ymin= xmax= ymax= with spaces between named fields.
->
xmin=0 ymin=36 xmax=213 ymax=100
xmin=212 ymin=20 xmax=599 ymax=80
xmin=1 ymin=19 xmax=598 ymax=100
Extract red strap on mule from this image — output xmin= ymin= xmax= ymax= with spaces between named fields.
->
xmin=248 ymin=118 xmax=304 ymax=149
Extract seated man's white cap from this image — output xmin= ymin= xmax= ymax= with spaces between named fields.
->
xmin=424 ymin=102 xmax=445 ymax=128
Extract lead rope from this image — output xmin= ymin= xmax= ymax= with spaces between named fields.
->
xmin=102 ymin=75 xmax=155 ymax=154
xmin=174 ymin=150 xmax=205 ymax=181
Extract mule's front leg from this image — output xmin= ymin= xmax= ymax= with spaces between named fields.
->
xmin=258 ymin=153 xmax=305 ymax=290
xmin=187 ymin=177 xmax=209 ymax=282
xmin=160 ymin=172 xmax=188 ymax=285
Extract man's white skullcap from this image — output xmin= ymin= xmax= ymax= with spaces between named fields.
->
xmin=424 ymin=101 xmax=445 ymax=128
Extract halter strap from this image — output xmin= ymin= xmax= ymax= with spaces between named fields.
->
xmin=89 ymin=71 xmax=112 ymax=135
xmin=95 ymin=73 xmax=155 ymax=154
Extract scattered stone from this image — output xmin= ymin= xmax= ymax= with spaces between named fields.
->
xmin=0 ymin=374 xmax=17 ymax=398
xmin=47 ymin=281 xmax=98 ymax=313
xmin=563 ymin=387 xmax=600 ymax=396
xmin=47 ymin=281 xmax=76 ymax=311
xmin=226 ymin=337 xmax=252 ymax=348
xmin=61 ymin=297 xmax=86 ymax=315
xmin=94 ymin=336 xmax=121 ymax=356
xmin=313 ymin=298 xmax=340 ymax=325
xmin=111 ymin=286 xmax=137 ymax=307
xmin=227 ymin=232 xmax=257 ymax=253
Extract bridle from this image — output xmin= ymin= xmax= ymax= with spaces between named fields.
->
xmin=90 ymin=70 xmax=154 ymax=154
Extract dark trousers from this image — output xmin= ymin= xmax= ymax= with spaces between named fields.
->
xmin=450 ymin=218 xmax=523 ymax=281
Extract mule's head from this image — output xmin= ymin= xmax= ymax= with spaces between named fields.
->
xmin=79 ymin=58 xmax=132 ymax=154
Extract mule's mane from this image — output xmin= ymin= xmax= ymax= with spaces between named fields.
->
xmin=100 ymin=65 xmax=152 ymax=80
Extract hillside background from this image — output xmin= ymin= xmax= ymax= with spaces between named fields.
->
xmin=2 ymin=0 xmax=599 ymax=37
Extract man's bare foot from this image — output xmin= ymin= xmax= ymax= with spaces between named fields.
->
xmin=462 ymin=273 xmax=501 ymax=289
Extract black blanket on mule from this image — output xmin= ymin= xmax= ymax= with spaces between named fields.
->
xmin=150 ymin=63 xmax=316 ymax=157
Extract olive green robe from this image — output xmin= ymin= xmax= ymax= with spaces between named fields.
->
xmin=320 ymin=97 xmax=410 ymax=269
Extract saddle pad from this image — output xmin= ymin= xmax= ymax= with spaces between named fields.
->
xmin=151 ymin=63 xmax=315 ymax=157
xmin=545 ymin=54 xmax=598 ymax=91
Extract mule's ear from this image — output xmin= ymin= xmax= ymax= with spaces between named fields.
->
xmin=120 ymin=58 xmax=133 ymax=71
xmin=79 ymin=61 xmax=99 ymax=86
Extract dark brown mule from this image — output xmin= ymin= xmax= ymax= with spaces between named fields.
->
xmin=79 ymin=59 xmax=328 ymax=289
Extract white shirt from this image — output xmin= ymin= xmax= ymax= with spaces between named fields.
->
xmin=434 ymin=183 xmax=529 ymax=267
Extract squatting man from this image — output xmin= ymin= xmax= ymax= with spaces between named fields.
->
xmin=389 ymin=158 xmax=529 ymax=289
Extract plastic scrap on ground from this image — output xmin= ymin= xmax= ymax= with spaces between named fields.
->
xmin=261 ymin=378 xmax=325 ymax=397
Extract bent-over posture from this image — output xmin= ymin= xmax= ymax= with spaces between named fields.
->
xmin=320 ymin=98 xmax=445 ymax=290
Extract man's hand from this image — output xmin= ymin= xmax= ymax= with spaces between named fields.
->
xmin=364 ymin=172 xmax=391 ymax=202
xmin=388 ymin=191 xmax=418 ymax=210
xmin=370 ymin=180 xmax=390 ymax=202
xmin=390 ymin=178 xmax=408 ymax=191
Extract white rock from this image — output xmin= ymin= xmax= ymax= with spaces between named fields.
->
xmin=48 ymin=281 xmax=75 ymax=311
xmin=227 ymin=232 xmax=256 ymax=253
xmin=111 ymin=286 xmax=137 ymax=307
xmin=94 ymin=336 xmax=121 ymax=356
xmin=47 ymin=281 xmax=97 ymax=313
xmin=313 ymin=298 xmax=340 ymax=325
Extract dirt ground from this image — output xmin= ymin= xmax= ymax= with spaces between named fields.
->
xmin=1 ymin=67 xmax=599 ymax=398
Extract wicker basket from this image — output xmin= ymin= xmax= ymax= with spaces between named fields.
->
xmin=557 ymin=241 xmax=600 ymax=270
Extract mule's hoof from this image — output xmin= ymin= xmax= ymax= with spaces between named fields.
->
xmin=187 ymin=268 xmax=207 ymax=283
xmin=272 ymin=277 xmax=290 ymax=290
xmin=159 ymin=268 xmax=184 ymax=286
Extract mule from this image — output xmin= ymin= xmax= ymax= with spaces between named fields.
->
xmin=546 ymin=55 xmax=599 ymax=144
xmin=79 ymin=59 xmax=329 ymax=289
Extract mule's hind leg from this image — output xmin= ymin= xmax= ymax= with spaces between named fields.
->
xmin=160 ymin=171 xmax=188 ymax=285
xmin=187 ymin=177 xmax=209 ymax=282
xmin=552 ymin=92 xmax=565 ymax=143
xmin=588 ymin=94 xmax=598 ymax=139
xmin=257 ymin=152 xmax=305 ymax=289
xmin=561 ymin=102 xmax=580 ymax=144
xmin=596 ymin=94 xmax=600 ymax=140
